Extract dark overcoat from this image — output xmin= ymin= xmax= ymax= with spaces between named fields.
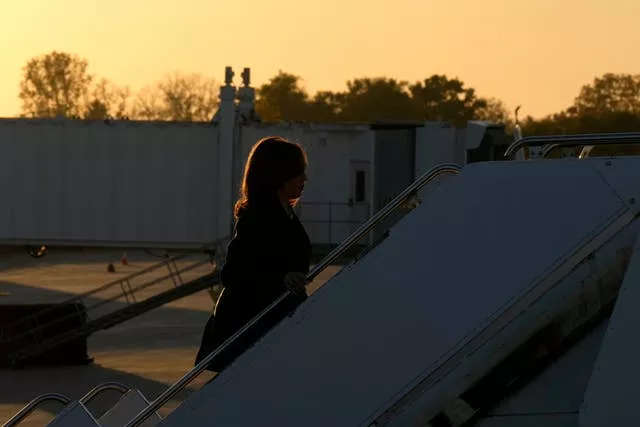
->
xmin=195 ymin=199 xmax=311 ymax=372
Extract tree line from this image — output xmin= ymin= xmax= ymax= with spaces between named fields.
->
xmin=16 ymin=51 xmax=640 ymax=135
xmin=18 ymin=51 xmax=218 ymax=122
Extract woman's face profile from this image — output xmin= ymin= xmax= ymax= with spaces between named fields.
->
xmin=280 ymin=171 xmax=307 ymax=201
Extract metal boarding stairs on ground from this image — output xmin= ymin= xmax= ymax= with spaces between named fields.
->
xmin=0 ymin=249 xmax=226 ymax=367
xmin=3 ymin=162 xmax=463 ymax=427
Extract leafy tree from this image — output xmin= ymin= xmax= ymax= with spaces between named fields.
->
xmin=521 ymin=73 xmax=640 ymax=138
xmin=19 ymin=51 xmax=93 ymax=118
xmin=334 ymin=77 xmax=419 ymax=122
xmin=306 ymin=91 xmax=341 ymax=123
xmin=570 ymin=73 xmax=640 ymax=115
xmin=255 ymin=71 xmax=312 ymax=122
xmin=410 ymin=75 xmax=487 ymax=126
xmin=520 ymin=112 xmax=573 ymax=136
xmin=519 ymin=70 xmax=640 ymax=158
xmin=253 ymin=71 xmax=511 ymax=126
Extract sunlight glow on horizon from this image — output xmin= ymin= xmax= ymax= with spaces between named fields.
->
xmin=1 ymin=0 xmax=638 ymax=119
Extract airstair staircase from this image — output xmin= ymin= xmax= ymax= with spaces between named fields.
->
xmin=154 ymin=147 xmax=640 ymax=426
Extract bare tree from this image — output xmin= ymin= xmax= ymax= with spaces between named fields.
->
xmin=84 ymin=78 xmax=131 ymax=119
xmin=131 ymin=72 xmax=219 ymax=121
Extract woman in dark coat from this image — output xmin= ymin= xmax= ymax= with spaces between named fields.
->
xmin=195 ymin=136 xmax=312 ymax=373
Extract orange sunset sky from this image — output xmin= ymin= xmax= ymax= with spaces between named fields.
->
xmin=1 ymin=0 xmax=638 ymax=119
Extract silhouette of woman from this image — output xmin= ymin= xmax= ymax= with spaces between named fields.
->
xmin=195 ymin=136 xmax=311 ymax=373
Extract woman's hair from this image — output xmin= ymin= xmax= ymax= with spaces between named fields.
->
xmin=234 ymin=136 xmax=307 ymax=218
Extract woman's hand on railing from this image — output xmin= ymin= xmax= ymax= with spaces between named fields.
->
xmin=284 ymin=272 xmax=307 ymax=296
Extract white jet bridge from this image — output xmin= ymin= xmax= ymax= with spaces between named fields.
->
xmin=4 ymin=132 xmax=640 ymax=427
